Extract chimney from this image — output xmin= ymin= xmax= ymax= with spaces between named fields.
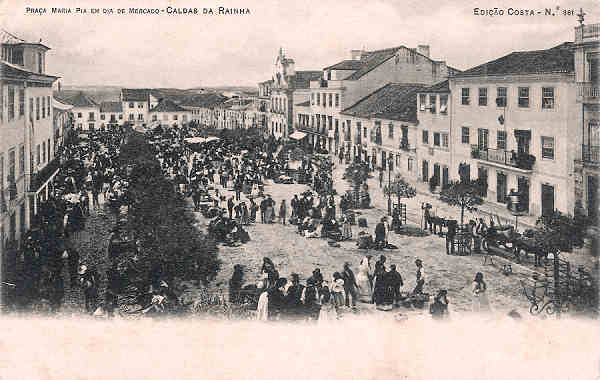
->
xmin=350 ymin=49 xmax=364 ymax=61
xmin=417 ymin=45 xmax=430 ymax=58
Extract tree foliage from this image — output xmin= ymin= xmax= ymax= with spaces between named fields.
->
xmin=384 ymin=174 xmax=416 ymax=201
xmin=343 ymin=162 xmax=371 ymax=208
xmin=535 ymin=201 xmax=589 ymax=253
xmin=120 ymin=133 xmax=221 ymax=286
xmin=439 ymin=180 xmax=483 ymax=225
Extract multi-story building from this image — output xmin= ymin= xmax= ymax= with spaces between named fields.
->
xmin=180 ymin=93 xmax=227 ymax=127
xmin=269 ymin=48 xmax=321 ymax=140
xmin=99 ymin=101 xmax=124 ymax=129
xmin=149 ymin=98 xmax=191 ymax=127
xmin=340 ymin=83 xmax=425 ymax=181
xmin=0 ymin=30 xmax=59 ymax=253
xmin=303 ymin=45 xmax=458 ymax=158
xmin=416 ymin=80 xmax=453 ymax=187
xmin=573 ymin=21 xmax=599 ymax=220
xmin=450 ymin=38 xmax=582 ymax=218
xmin=62 ymin=92 xmax=99 ymax=131
xmin=52 ymin=97 xmax=73 ymax=151
xmin=257 ymin=80 xmax=272 ymax=132
xmin=120 ymin=88 xmax=159 ymax=127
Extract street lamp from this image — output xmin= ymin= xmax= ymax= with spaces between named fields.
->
xmin=387 ymin=156 xmax=393 ymax=215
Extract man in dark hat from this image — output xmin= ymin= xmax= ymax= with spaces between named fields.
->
xmin=342 ymin=262 xmax=358 ymax=308
xmin=387 ymin=264 xmax=403 ymax=306
xmin=374 ymin=217 xmax=388 ymax=250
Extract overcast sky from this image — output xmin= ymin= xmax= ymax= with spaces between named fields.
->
xmin=1 ymin=0 xmax=596 ymax=88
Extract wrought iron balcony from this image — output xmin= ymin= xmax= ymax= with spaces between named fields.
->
xmin=575 ymin=23 xmax=600 ymax=42
xmin=582 ymin=144 xmax=600 ymax=164
xmin=471 ymin=145 xmax=535 ymax=171
xmin=577 ymin=82 xmax=599 ymax=103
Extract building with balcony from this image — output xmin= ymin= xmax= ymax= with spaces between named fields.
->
xmin=573 ymin=21 xmax=600 ymax=221
xmin=120 ymin=88 xmax=159 ymax=127
xmin=306 ymin=45 xmax=458 ymax=158
xmin=0 ymin=29 xmax=59 ymax=254
xmin=449 ymin=39 xmax=580 ymax=218
xmin=416 ymin=80 xmax=453 ymax=187
xmin=52 ymin=97 xmax=73 ymax=152
xmin=60 ymin=92 xmax=99 ymax=131
xmin=340 ymin=83 xmax=425 ymax=181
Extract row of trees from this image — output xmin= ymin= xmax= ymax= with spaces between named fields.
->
xmin=120 ymin=132 xmax=221 ymax=287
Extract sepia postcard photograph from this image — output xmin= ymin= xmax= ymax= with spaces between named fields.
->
xmin=0 ymin=0 xmax=598 ymax=379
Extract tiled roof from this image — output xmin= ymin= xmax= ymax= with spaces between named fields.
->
xmin=294 ymin=71 xmax=323 ymax=89
xmin=345 ymin=47 xmax=403 ymax=80
xmin=341 ymin=83 xmax=427 ymax=123
xmin=2 ymin=61 xmax=59 ymax=80
xmin=0 ymin=29 xmax=26 ymax=44
xmin=150 ymin=98 xmax=187 ymax=113
xmin=323 ymin=60 xmax=362 ymax=71
xmin=295 ymin=101 xmax=310 ymax=107
xmin=180 ymin=93 xmax=228 ymax=108
xmin=421 ymin=80 xmax=450 ymax=93
xmin=99 ymin=101 xmax=123 ymax=113
xmin=259 ymin=79 xmax=274 ymax=85
xmin=64 ymin=92 xmax=97 ymax=108
xmin=454 ymin=42 xmax=574 ymax=77
xmin=121 ymin=88 xmax=151 ymax=102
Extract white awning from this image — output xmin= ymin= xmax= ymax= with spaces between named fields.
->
xmin=184 ymin=136 xmax=220 ymax=144
xmin=52 ymin=98 xmax=73 ymax=111
xmin=289 ymin=131 xmax=307 ymax=140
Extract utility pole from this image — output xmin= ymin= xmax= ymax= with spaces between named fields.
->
xmin=387 ymin=156 xmax=392 ymax=215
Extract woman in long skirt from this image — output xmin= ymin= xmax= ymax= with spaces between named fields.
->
xmin=342 ymin=214 xmax=352 ymax=240
xmin=318 ymin=286 xmax=336 ymax=324
xmin=471 ymin=272 xmax=491 ymax=313
xmin=356 ymin=256 xmax=373 ymax=303
xmin=255 ymin=276 xmax=269 ymax=321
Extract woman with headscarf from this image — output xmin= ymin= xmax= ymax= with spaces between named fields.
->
xmin=373 ymin=255 xmax=388 ymax=309
xmin=356 ymin=256 xmax=373 ymax=303
xmin=318 ymin=283 xmax=336 ymax=323
xmin=472 ymin=272 xmax=491 ymax=313
xmin=342 ymin=213 xmax=352 ymax=240
xmin=255 ymin=272 xmax=269 ymax=321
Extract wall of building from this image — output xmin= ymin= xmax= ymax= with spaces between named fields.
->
xmin=343 ymin=49 xmax=449 ymax=108
xmin=72 ymin=105 xmax=100 ymax=130
xmin=450 ymin=74 xmax=576 ymax=217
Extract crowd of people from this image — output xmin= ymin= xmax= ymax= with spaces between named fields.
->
xmin=226 ymin=254 xmax=459 ymax=322
xmin=2 ymin=127 xmax=132 ymax=314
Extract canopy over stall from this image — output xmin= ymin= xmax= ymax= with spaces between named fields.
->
xmin=289 ymin=131 xmax=307 ymax=140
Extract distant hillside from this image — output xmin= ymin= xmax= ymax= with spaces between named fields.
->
xmin=55 ymin=85 xmax=257 ymax=107
xmin=57 ymin=86 xmax=121 ymax=103
xmin=192 ymin=86 xmax=257 ymax=93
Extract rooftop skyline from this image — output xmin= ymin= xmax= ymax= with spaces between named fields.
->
xmin=1 ymin=0 xmax=596 ymax=88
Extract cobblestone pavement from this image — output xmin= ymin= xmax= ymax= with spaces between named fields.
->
xmin=192 ymin=164 xmax=539 ymax=315
xmin=58 ymin=194 xmax=115 ymax=316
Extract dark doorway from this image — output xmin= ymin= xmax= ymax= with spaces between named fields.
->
xmin=541 ymin=184 xmax=555 ymax=217
xmin=517 ymin=176 xmax=530 ymax=213
xmin=433 ymin=163 xmax=440 ymax=182
xmin=588 ymin=175 xmax=598 ymax=221
xmin=478 ymin=167 xmax=488 ymax=197
xmin=497 ymin=172 xmax=507 ymax=203
xmin=422 ymin=160 xmax=429 ymax=182
xmin=442 ymin=166 xmax=449 ymax=189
